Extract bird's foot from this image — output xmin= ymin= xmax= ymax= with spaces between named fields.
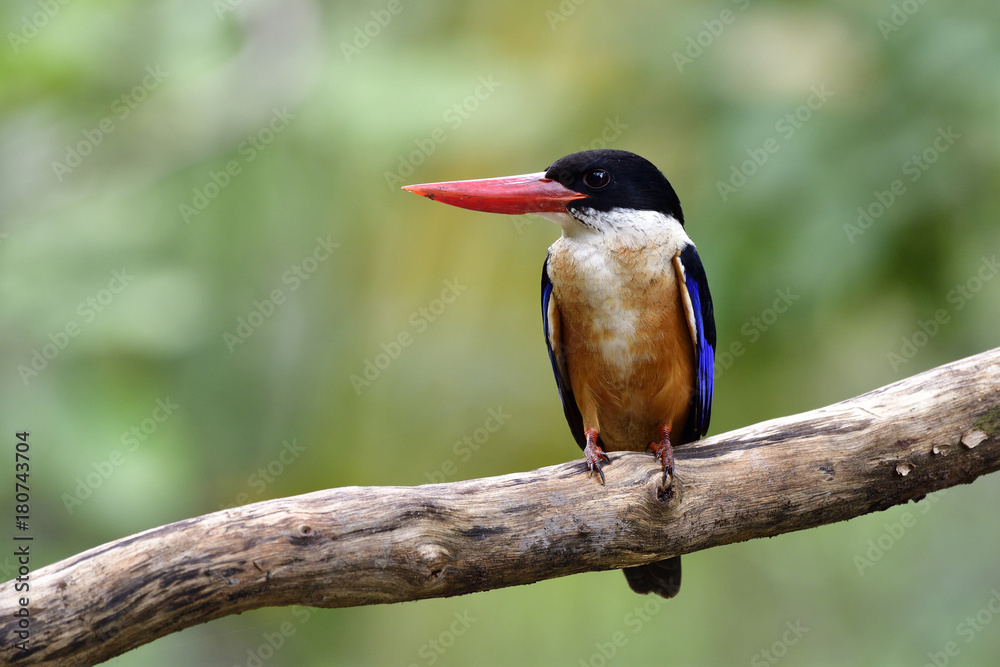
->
xmin=648 ymin=425 xmax=674 ymax=483
xmin=583 ymin=428 xmax=609 ymax=485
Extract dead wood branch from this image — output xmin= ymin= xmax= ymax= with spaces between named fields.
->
xmin=3 ymin=347 xmax=1000 ymax=665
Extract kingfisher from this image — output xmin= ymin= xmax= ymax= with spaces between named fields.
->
xmin=402 ymin=149 xmax=715 ymax=599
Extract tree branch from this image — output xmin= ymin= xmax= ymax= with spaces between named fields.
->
xmin=4 ymin=348 xmax=1000 ymax=665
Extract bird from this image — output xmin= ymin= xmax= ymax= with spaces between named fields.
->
xmin=402 ymin=149 xmax=715 ymax=599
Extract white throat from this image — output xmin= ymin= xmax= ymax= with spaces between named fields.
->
xmin=540 ymin=207 xmax=688 ymax=248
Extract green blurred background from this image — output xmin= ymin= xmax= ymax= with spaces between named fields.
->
xmin=3 ymin=0 xmax=1000 ymax=664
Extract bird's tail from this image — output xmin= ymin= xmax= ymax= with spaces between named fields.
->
xmin=622 ymin=556 xmax=682 ymax=598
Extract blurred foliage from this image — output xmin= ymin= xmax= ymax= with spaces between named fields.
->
xmin=2 ymin=0 xmax=1000 ymax=665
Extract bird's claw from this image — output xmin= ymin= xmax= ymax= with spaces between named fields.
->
xmin=649 ymin=426 xmax=674 ymax=483
xmin=583 ymin=440 xmax=610 ymax=485
xmin=653 ymin=448 xmax=673 ymax=482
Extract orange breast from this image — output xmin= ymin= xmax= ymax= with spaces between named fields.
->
xmin=550 ymin=246 xmax=695 ymax=452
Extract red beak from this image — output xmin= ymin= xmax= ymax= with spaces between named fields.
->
xmin=402 ymin=171 xmax=587 ymax=215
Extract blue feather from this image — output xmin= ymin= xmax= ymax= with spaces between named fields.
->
xmin=678 ymin=244 xmax=716 ymax=442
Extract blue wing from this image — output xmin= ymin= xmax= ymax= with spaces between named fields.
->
xmin=542 ymin=253 xmax=587 ymax=451
xmin=676 ymin=244 xmax=716 ymax=443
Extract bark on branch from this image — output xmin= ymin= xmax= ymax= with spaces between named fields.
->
xmin=4 ymin=348 xmax=1000 ymax=665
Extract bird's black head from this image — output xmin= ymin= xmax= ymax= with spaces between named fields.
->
xmin=544 ymin=150 xmax=684 ymax=224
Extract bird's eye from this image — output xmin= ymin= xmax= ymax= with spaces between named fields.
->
xmin=583 ymin=169 xmax=611 ymax=189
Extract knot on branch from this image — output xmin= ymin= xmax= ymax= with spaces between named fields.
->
xmin=413 ymin=543 xmax=453 ymax=590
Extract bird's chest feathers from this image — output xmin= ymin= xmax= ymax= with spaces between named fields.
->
xmin=548 ymin=224 xmax=687 ymax=375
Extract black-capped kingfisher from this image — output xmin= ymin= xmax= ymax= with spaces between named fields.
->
xmin=402 ymin=150 xmax=716 ymax=599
